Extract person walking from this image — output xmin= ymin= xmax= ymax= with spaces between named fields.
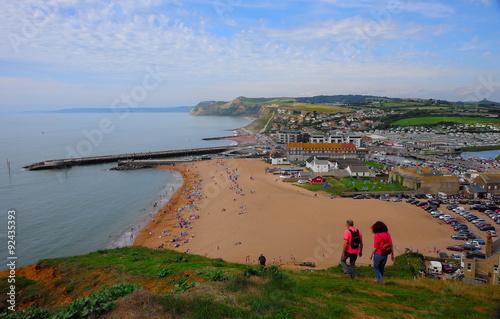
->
xmin=258 ymin=253 xmax=266 ymax=266
xmin=340 ymin=219 xmax=363 ymax=279
xmin=369 ymin=221 xmax=394 ymax=282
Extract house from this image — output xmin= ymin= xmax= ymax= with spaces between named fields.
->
xmin=389 ymin=167 xmax=460 ymax=194
xmin=298 ymin=171 xmax=313 ymax=178
xmin=270 ymin=153 xmax=290 ymax=165
xmin=463 ymin=233 xmax=500 ymax=285
xmin=308 ymin=176 xmax=326 ymax=184
xmin=346 ymin=165 xmax=372 ymax=177
xmin=473 ymin=174 xmax=500 ymax=195
xmin=305 ymin=156 xmax=338 ymax=173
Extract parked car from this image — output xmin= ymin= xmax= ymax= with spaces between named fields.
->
xmin=445 ymin=219 xmax=458 ymax=224
xmin=480 ymin=225 xmax=496 ymax=231
xmin=454 ymin=224 xmax=468 ymax=231
xmin=441 ymin=262 xmax=453 ymax=273
xmin=392 ymin=197 xmax=402 ymax=202
xmin=489 ymin=230 xmax=497 ymax=237
xmin=472 ymin=239 xmax=486 ymax=245
xmin=476 ymin=223 xmax=492 ymax=229
xmin=451 ymin=234 xmax=468 ymax=240
xmin=447 ymin=245 xmax=465 ymax=252
xmin=439 ymin=252 xmax=449 ymax=259
xmin=462 ymin=243 xmax=477 ymax=251
xmin=465 ymin=241 xmax=481 ymax=249
xmin=472 ymin=219 xmax=487 ymax=225
xmin=466 ymin=215 xmax=479 ymax=221
xmin=439 ymin=214 xmax=451 ymax=220
xmin=450 ymin=253 xmax=461 ymax=260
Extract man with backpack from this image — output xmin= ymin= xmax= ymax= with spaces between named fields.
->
xmin=340 ymin=219 xmax=363 ymax=279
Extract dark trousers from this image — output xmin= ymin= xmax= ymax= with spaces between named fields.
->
xmin=340 ymin=252 xmax=358 ymax=278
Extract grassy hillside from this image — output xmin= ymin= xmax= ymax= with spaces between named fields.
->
xmin=1 ymin=247 xmax=499 ymax=318
xmin=391 ymin=116 xmax=500 ymax=126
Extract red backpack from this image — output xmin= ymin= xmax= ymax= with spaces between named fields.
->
xmin=378 ymin=233 xmax=393 ymax=256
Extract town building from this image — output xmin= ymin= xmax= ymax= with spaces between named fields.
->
xmin=309 ymin=130 xmax=363 ymax=148
xmin=286 ymin=143 xmax=369 ymax=162
xmin=305 ymin=156 xmax=338 ymax=173
xmin=463 ymin=233 xmax=500 ymax=285
xmin=276 ymin=130 xmax=310 ymax=144
xmin=389 ymin=167 xmax=460 ymax=194
xmin=473 ymin=174 xmax=500 ymax=195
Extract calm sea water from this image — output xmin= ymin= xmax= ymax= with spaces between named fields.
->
xmin=0 ymin=112 xmax=251 ymax=270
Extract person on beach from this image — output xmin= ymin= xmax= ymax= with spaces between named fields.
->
xmin=340 ymin=219 xmax=363 ymax=279
xmin=369 ymin=221 xmax=394 ymax=282
xmin=258 ymin=253 xmax=266 ymax=266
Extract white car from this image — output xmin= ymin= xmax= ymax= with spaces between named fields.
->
xmin=489 ymin=230 xmax=497 ymax=237
xmin=297 ymin=180 xmax=308 ymax=184
xmin=466 ymin=240 xmax=481 ymax=249
xmin=439 ymin=214 xmax=451 ymax=220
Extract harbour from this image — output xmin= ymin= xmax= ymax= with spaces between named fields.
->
xmin=23 ymin=145 xmax=237 ymax=171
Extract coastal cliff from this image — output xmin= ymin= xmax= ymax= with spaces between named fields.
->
xmin=190 ymin=97 xmax=269 ymax=117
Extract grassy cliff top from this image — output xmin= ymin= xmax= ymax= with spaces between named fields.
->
xmin=1 ymin=246 xmax=499 ymax=318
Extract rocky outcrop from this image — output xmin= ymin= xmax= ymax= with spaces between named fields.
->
xmin=190 ymin=97 xmax=264 ymax=117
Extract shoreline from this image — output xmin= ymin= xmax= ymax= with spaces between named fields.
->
xmin=108 ymin=169 xmax=183 ymax=249
xmin=133 ymin=164 xmax=198 ymax=249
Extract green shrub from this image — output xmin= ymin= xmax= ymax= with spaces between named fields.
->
xmin=157 ymin=268 xmax=172 ymax=278
xmin=170 ymin=278 xmax=200 ymax=294
xmin=53 ymin=283 xmax=140 ymax=319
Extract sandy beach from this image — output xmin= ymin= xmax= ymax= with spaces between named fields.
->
xmin=134 ymin=158 xmax=465 ymax=269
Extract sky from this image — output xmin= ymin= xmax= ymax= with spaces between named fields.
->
xmin=1 ymin=0 xmax=500 ymax=111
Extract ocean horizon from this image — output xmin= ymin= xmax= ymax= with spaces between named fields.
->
xmin=0 ymin=112 xmax=251 ymax=271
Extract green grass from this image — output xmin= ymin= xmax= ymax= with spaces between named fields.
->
xmin=364 ymin=161 xmax=386 ymax=168
xmin=391 ymin=116 xmax=500 ymax=126
xmin=340 ymin=177 xmax=408 ymax=192
xmin=461 ymin=145 xmax=500 ymax=152
xmin=292 ymin=176 xmax=407 ymax=194
xmin=1 ymin=248 xmax=499 ymax=318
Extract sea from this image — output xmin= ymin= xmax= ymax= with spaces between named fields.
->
xmin=0 ymin=112 xmax=251 ymax=271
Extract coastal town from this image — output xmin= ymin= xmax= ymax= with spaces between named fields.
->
xmin=128 ymin=101 xmax=500 ymax=287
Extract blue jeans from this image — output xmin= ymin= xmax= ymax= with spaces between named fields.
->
xmin=373 ymin=253 xmax=388 ymax=281
xmin=340 ymin=253 xmax=358 ymax=278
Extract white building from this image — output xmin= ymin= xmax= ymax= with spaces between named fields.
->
xmin=305 ymin=156 xmax=338 ymax=173
xmin=309 ymin=130 xmax=363 ymax=148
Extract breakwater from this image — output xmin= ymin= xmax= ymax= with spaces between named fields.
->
xmin=24 ymin=146 xmax=236 ymax=171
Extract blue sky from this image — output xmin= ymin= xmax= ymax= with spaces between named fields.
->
xmin=1 ymin=0 xmax=499 ymax=111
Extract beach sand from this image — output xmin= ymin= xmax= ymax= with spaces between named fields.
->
xmin=134 ymin=158 xmax=465 ymax=270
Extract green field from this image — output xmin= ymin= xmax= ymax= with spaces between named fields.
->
xmin=340 ymin=177 xmax=407 ymax=192
xmin=293 ymin=176 xmax=406 ymax=193
xmin=267 ymin=101 xmax=352 ymax=113
xmin=391 ymin=116 xmax=500 ymax=126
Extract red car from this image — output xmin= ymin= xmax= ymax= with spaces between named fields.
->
xmin=447 ymin=245 xmax=465 ymax=252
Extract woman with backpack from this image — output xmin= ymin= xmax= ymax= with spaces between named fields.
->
xmin=369 ymin=221 xmax=394 ymax=282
